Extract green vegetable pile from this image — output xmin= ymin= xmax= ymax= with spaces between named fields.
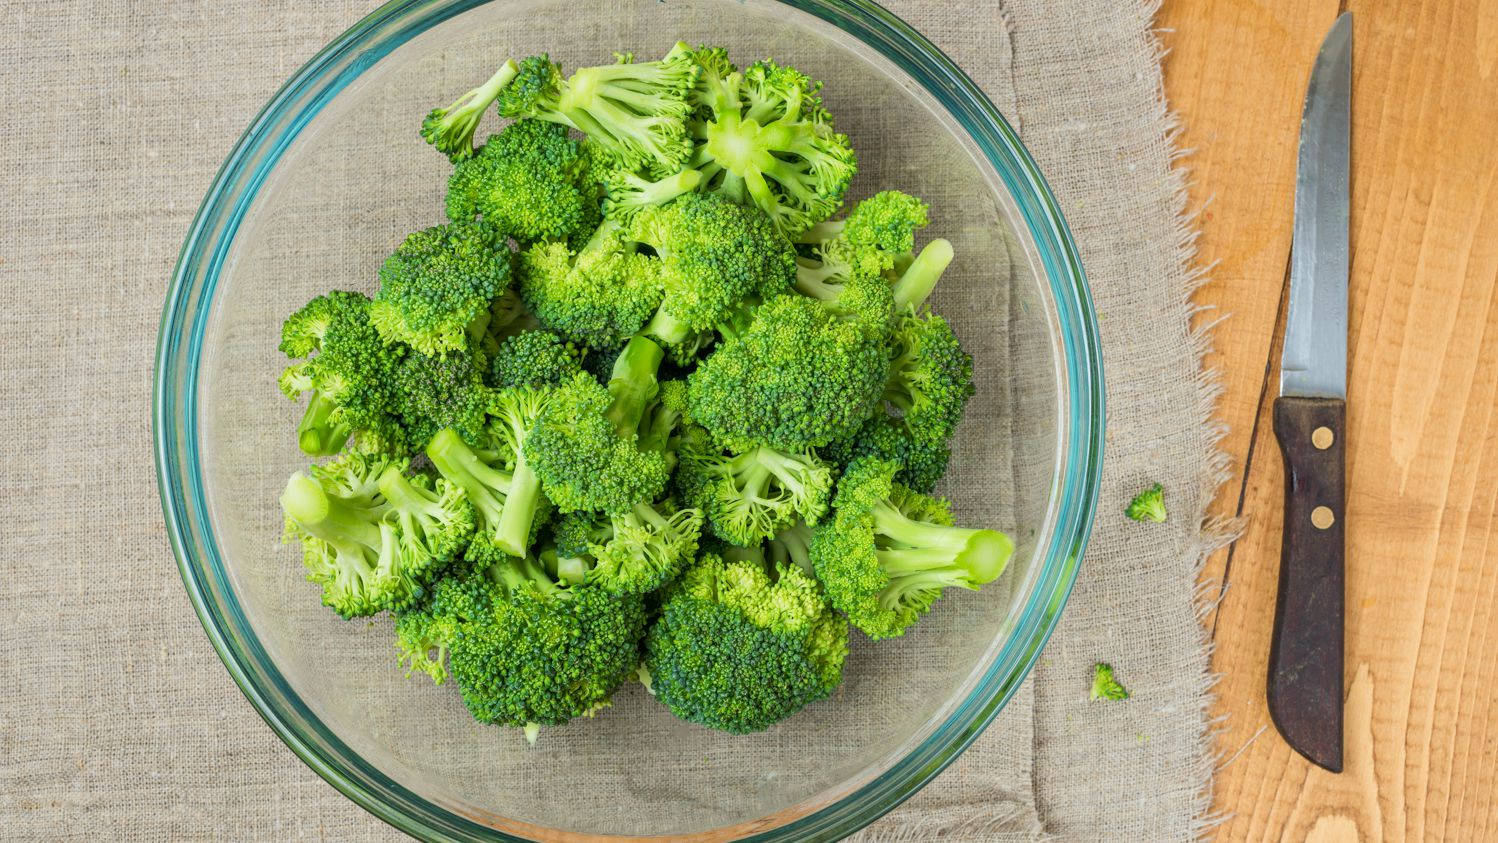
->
xmin=277 ymin=44 xmax=1016 ymax=740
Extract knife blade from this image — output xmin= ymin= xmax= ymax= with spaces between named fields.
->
xmin=1268 ymin=11 xmax=1351 ymax=774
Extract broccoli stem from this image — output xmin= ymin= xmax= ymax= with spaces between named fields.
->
xmin=604 ymin=336 xmax=664 ymax=436
xmin=891 ymin=238 xmax=954 ymax=311
xmin=644 ymin=306 xmax=692 ymax=345
xmin=871 ymin=500 xmax=1011 ymax=585
xmin=492 ymin=555 xmax=563 ymax=598
xmin=376 ymin=466 xmax=436 ymax=515
xmin=795 ymin=219 xmax=845 ymax=245
xmin=423 ymin=60 xmax=520 ymax=159
xmin=428 ymin=428 xmax=531 ymax=550
xmin=494 ymin=452 xmax=542 ymax=556
xmin=280 ymin=473 xmax=383 ymax=551
xmin=627 ymin=168 xmax=703 ymax=207
xmin=296 ymin=392 xmax=353 ymax=456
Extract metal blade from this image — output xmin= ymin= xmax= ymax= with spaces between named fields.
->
xmin=1281 ymin=13 xmax=1351 ymax=400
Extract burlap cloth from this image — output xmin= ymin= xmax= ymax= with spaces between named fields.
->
xmin=0 ymin=0 xmax=1223 ymax=839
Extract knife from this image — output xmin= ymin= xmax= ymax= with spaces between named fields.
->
xmin=1268 ymin=12 xmax=1351 ymax=774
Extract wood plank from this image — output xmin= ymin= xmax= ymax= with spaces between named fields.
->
xmin=1161 ymin=0 xmax=1498 ymax=838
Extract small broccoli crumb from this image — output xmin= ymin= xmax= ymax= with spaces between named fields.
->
xmin=1091 ymin=663 xmax=1130 ymax=701
xmin=1125 ymin=483 xmax=1167 ymax=523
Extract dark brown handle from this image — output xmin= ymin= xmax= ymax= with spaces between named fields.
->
xmin=1268 ymin=395 xmax=1346 ymax=772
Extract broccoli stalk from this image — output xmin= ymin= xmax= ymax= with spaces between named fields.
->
xmin=604 ymin=334 xmax=664 ymax=436
xmin=426 ymin=426 xmax=541 ymax=558
xmin=295 ymin=392 xmax=355 ymax=456
xmin=868 ymin=500 xmax=1010 ymax=611
xmin=421 ymin=60 xmax=520 ymax=160
xmin=891 ymin=238 xmax=954 ymax=312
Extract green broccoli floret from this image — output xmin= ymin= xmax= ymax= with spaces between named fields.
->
xmin=370 ymin=221 xmax=512 ymax=355
xmin=767 ymin=519 xmax=814 ymax=576
xmin=687 ymin=293 xmax=889 ymax=451
xmin=425 ymin=386 xmax=552 ymax=558
xmin=1125 ymin=483 xmax=1167 ymax=523
xmin=643 ymin=554 xmax=848 ymax=733
xmin=497 ymin=52 xmax=697 ymax=174
xmin=821 ymin=412 xmax=951 ymax=494
xmin=524 ymin=336 xmax=671 ymax=513
xmin=420 ymin=59 xmax=520 ymax=160
xmin=551 ymin=500 xmax=704 ymax=595
xmin=396 ymin=557 xmax=649 ymax=728
xmin=280 ymin=453 xmax=455 ymax=618
xmin=391 ymin=346 xmax=491 ymax=452
xmin=446 ymin=119 xmax=603 ymax=245
xmin=663 ymin=45 xmax=857 ymax=239
xmin=602 ymin=167 xmax=703 ymax=224
xmin=882 ymin=310 xmax=974 ymax=443
xmin=633 ymin=193 xmax=797 ymax=345
xmin=675 ymin=426 xmax=833 ymax=546
xmin=810 ymin=458 xmax=1013 ymax=639
xmin=374 ymin=465 xmax=476 ymax=612
xmin=486 ymin=329 xmax=584 ymax=390
xmin=1091 ymin=662 xmax=1130 ymax=701
xmin=278 ymin=291 xmax=407 ymax=457
xmin=516 ymin=219 xmax=663 ymax=349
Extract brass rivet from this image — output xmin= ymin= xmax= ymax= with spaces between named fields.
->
xmin=1311 ymin=506 xmax=1335 ymax=529
xmin=1312 ymin=427 xmax=1334 ymax=449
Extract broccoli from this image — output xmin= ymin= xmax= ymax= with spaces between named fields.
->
xmin=602 ymin=167 xmax=703 ymax=224
xmin=425 ymin=386 xmax=553 ymax=559
xmin=633 ymin=193 xmax=797 ymax=345
xmin=891 ymin=238 xmax=954 ymax=313
xmin=369 ymin=221 xmax=512 ymax=356
xmin=445 ymin=119 xmax=604 ymax=247
xmin=280 ymin=453 xmax=460 ymax=618
xmin=524 ymin=336 xmax=671 ymax=513
xmin=882 ymin=310 xmax=974 ymax=444
xmin=767 ymin=519 xmax=814 ymax=576
xmin=486 ymin=329 xmax=584 ymax=390
xmin=278 ymin=291 xmax=406 ymax=456
xmin=664 ymin=45 xmax=857 ymax=239
xmin=550 ymin=501 xmax=704 ymax=595
xmin=810 ymin=458 xmax=1013 ymax=639
xmin=391 ymin=346 xmax=491 ymax=452
xmin=821 ymin=412 xmax=951 ymax=494
xmin=675 ymin=426 xmax=833 ymax=546
xmin=687 ymin=293 xmax=889 ymax=452
xmin=516 ymin=219 xmax=663 ymax=349
xmin=420 ymin=59 xmax=520 ymax=160
xmin=497 ymin=52 xmax=698 ymax=173
xmin=643 ymin=554 xmax=848 ymax=733
xmin=1125 ymin=483 xmax=1167 ymax=523
xmin=1091 ymin=663 xmax=1130 ymax=701
xmin=395 ymin=556 xmax=649 ymax=728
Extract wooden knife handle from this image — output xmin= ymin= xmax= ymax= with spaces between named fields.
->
xmin=1268 ymin=395 xmax=1346 ymax=772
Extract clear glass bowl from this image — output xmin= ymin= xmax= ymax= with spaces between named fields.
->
xmin=154 ymin=0 xmax=1103 ymax=838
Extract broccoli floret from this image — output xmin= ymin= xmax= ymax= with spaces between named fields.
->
xmin=420 ymin=59 xmax=520 ymax=160
xmin=486 ymin=329 xmax=583 ymax=390
xmin=552 ymin=501 xmax=704 ymax=595
xmin=767 ymin=519 xmax=814 ymax=576
xmin=497 ymin=52 xmax=697 ymax=174
xmin=643 ymin=554 xmax=848 ymax=733
xmin=391 ymin=346 xmax=491 ymax=452
xmin=396 ymin=557 xmax=649 ymax=728
xmin=374 ymin=465 xmax=476 ymax=612
xmin=516 ymin=219 xmax=663 ymax=349
xmin=425 ymin=386 xmax=552 ymax=558
xmin=687 ymin=293 xmax=889 ymax=451
xmin=810 ymin=458 xmax=1013 ymax=639
xmin=524 ymin=337 xmax=671 ymax=513
xmin=792 ymin=190 xmax=930 ymax=307
xmin=634 ymin=193 xmax=797 ymax=345
xmin=370 ymin=221 xmax=512 ymax=355
xmin=602 ymin=167 xmax=703 ymax=224
xmin=278 ymin=291 xmax=407 ymax=457
xmin=882 ymin=310 xmax=974 ymax=443
xmin=280 ymin=452 xmax=450 ymax=618
xmin=1125 ymin=483 xmax=1167 ymax=523
xmin=821 ymin=412 xmax=951 ymax=494
xmin=676 ymin=428 xmax=833 ymax=546
xmin=446 ymin=119 xmax=603 ymax=245
xmin=1091 ymin=662 xmax=1130 ymax=701
xmin=663 ymin=46 xmax=857 ymax=239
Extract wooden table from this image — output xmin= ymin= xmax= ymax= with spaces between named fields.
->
xmin=1159 ymin=0 xmax=1498 ymax=837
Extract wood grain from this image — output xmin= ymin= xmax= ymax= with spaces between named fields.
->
xmin=1159 ymin=0 xmax=1498 ymax=838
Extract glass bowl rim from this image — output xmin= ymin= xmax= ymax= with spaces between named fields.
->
xmin=152 ymin=0 xmax=1105 ymax=838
